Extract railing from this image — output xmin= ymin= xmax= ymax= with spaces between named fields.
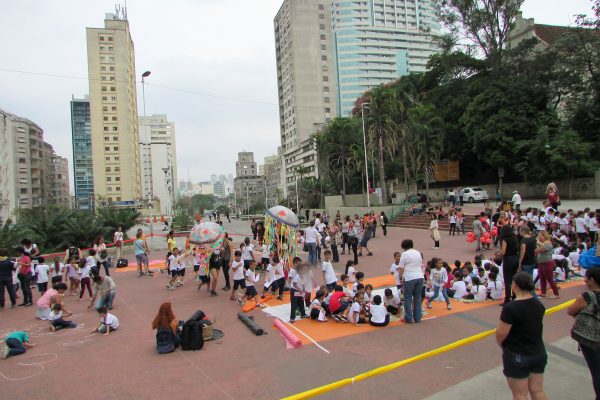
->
xmin=389 ymin=197 xmax=417 ymax=220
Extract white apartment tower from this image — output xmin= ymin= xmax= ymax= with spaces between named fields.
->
xmin=86 ymin=8 xmax=141 ymax=205
xmin=139 ymin=114 xmax=178 ymax=215
xmin=274 ymin=0 xmax=337 ymax=196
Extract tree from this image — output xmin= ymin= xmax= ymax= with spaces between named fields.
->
xmin=64 ymin=211 xmax=106 ymax=249
xmin=0 ymin=219 xmax=32 ymax=255
xmin=189 ymin=194 xmax=215 ymax=214
xmin=436 ymin=0 xmax=525 ymax=68
xmin=295 ymin=166 xmax=308 ymax=182
xmin=96 ymin=207 xmax=140 ymax=238
xmin=407 ymin=104 xmax=444 ymax=196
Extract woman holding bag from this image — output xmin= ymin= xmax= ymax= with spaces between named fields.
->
xmin=429 ymin=213 xmax=441 ymax=249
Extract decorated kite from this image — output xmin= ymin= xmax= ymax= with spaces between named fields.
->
xmin=188 ymin=222 xmax=226 ymax=279
xmin=264 ymin=205 xmax=299 ymax=271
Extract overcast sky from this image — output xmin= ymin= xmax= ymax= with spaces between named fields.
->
xmin=0 ymin=0 xmax=595 ymax=189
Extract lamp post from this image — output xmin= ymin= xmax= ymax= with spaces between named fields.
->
xmin=141 ymin=70 xmax=152 ymax=246
xmin=361 ymin=102 xmax=371 ymax=208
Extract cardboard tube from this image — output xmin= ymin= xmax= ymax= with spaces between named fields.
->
xmin=237 ymin=312 xmax=264 ymax=336
xmin=273 ymin=318 xmax=302 ymax=348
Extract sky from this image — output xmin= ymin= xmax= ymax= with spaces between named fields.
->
xmin=0 ymin=0 xmax=596 ymax=189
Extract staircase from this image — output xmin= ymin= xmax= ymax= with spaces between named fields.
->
xmin=390 ymin=211 xmax=477 ymax=230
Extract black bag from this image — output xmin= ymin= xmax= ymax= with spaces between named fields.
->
xmin=188 ymin=310 xmax=206 ymax=322
xmin=116 ymin=258 xmax=128 ymax=268
xmin=302 ymin=243 xmax=308 ymax=252
xmin=68 ymin=246 xmax=80 ymax=261
xmin=180 ymin=321 xmax=204 ymax=351
xmin=156 ymin=327 xmax=176 ymax=354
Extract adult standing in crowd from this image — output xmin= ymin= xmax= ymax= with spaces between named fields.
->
xmin=496 ymin=272 xmax=548 ymax=400
xmin=518 ymin=226 xmax=537 ymax=277
xmin=473 ymin=212 xmax=485 ymax=252
xmin=567 ymin=267 xmax=600 ymax=400
xmin=546 ymin=182 xmax=560 ymax=211
xmin=16 ymin=247 xmax=33 ymax=307
xmin=304 ymin=220 xmax=320 ymax=267
xmin=380 ymin=211 xmax=388 ymax=237
xmin=536 ymin=231 xmax=560 ymax=299
xmin=221 ymin=233 xmax=234 ymax=291
xmin=63 ymin=242 xmax=82 ymax=265
xmin=500 ymin=225 xmax=519 ymax=306
xmin=89 ymin=275 xmax=116 ymax=311
xmin=93 ymin=235 xmax=110 ymax=277
xmin=134 ymin=230 xmax=152 ymax=277
xmin=512 ymin=191 xmax=522 ymax=211
xmin=399 ymin=239 xmax=424 ymax=323
xmin=113 ymin=226 xmax=124 ymax=261
xmin=429 ymin=213 xmax=441 ymax=249
xmin=0 ymin=248 xmax=17 ymax=309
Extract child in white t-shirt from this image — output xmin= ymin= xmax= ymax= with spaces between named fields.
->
xmin=344 ymin=260 xmax=356 ymax=283
xmin=469 ymin=276 xmax=487 ymax=301
xmin=309 ymin=290 xmax=327 ymax=322
xmin=383 ymin=288 xmax=402 ymax=316
xmin=92 ymin=307 xmax=119 ymax=336
xmin=451 ymin=272 xmax=468 ymax=299
xmin=260 ymin=244 xmax=270 ymax=269
xmin=48 ymin=303 xmax=76 ymax=331
xmin=35 ymin=257 xmax=50 ymax=295
xmin=486 ymin=268 xmax=504 ymax=300
xmin=241 ymin=261 xmax=260 ymax=306
xmin=230 ymin=250 xmax=246 ymax=301
xmin=348 ymin=293 xmax=368 ymax=325
xmin=321 ymin=250 xmax=337 ymax=290
xmin=390 ymin=252 xmax=402 ymax=290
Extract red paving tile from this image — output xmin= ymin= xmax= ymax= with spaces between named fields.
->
xmin=0 ymin=226 xmax=587 ymax=400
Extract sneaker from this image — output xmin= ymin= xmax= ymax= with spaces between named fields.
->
xmin=277 ymin=296 xmax=284 ymax=300
xmin=138 ymin=273 xmax=144 ymax=277
xmin=24 ymin=302 xmax=32 ymax=307
xmin=50 ymin=325 xmax=56 ymax=331
xmin=447 ymin=304 xmax=452 ymax=310
xmin=367 ymin=252 xmax=373 ymax=256
xmin=261 ymin=295 xmax=266 ymax=299
xmin=210 ymin=291 xmax=218 ymax=297
xmin=145 ymin=273 xmax=151 ymax=277
xmin=237 ymin=298 xmax=243 ymax=305
xmin=300 ymin=314 xmax=309 ymax=319
xmin=332 ymin=314 xmax=341 ymax=322
xmin=426 ymin=302 xmax=432 ymax=309
xmin=222 ymin=286 xmax=230 ymax=291
xmin=166 ymin=284 xmax=173 ymax=290
xmin=0 ymin=342 xmax=8 ymax=359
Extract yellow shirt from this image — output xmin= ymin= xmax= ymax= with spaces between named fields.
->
xmin=167 ymin=238 xmax=176 ymax=253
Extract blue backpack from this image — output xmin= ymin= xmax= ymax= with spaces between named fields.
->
xmin=156 ymin=327 xmax=175 ymax=354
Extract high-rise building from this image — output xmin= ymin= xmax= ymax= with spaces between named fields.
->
xmin=70 ymin=96 xmax=94 ymax=210
xmin=139 ymin=114 xmax=178 ymax=215
xmin=233 ymin=152 xmax=265 ymax=214
xmin=263 ymin=147 xmax=285 ymax=207
xmin=0 ymin=109 xmax=70 ymax=222
xmin=86 ymin=9 xmax=141 ymax=205
xmin=331 ymin=0 xmax=441 ymax=115
xmin=274 ymin=0 xmax=336 ymax=196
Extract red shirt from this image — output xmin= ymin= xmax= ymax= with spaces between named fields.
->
xmin=329 ymin=292 xmax=346 ymax=313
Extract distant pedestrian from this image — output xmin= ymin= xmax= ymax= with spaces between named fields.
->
xmin=0 ymin=248 xmax=17 ymax=309
xmin=512 ymin=191 xmax=522 ymax=211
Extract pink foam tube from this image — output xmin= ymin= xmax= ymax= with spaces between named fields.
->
xmin=273 ymin=318 xmax=302 ymax=348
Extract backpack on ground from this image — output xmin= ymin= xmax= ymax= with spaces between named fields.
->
xmin=571 ymin=291 xmax=600 ymax=351
xmin=180 ymin=320 xmax=204 ymax=351
xmin=188 ymin=310 xmax=206 ymax=322
xmin=156 ymin=327 xmax=176 ymax=354
xmin=116 ymin=258 xmax=128 ymax=268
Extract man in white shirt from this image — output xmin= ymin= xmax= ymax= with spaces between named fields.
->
xmin=398 ymin=239 xmax=424 ymax=323
xmin=304 ymin=220 xmax=321 ymax=266
xmin=511 ymin=191 xmax=522 ymax=210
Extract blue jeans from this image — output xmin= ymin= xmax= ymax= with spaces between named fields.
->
xmin=428 ymin=285 xmax=450 ymax=305
xmin=5 ymin=338 xmax=26 ymax=357
xmin=403 ymin=278 xmax=424 ymax=323
xmin=96 ymin=291 xmax=116 ymax=310
xmin=306 ymin=243 xmax=318 ymax=266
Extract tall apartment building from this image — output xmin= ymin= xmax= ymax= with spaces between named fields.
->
xmin=331 ymin=0 xmax=441 ymax=115
xmin=263 ymin=147 xmax=285 ymax=207
xmin=86 ymin=9 xmax=141 ymax=205
xmin=0 ymin=109 xmax=70 ymax=223
xmin=138 ymin=114 xmax=178 ymax=215
xmin=70 ymin=96 xmax=94 ymax=210
xmin=233 ymin=152 xmax=265 ymax=214
xmin=274 ymin=0 xmax=336 ymax=196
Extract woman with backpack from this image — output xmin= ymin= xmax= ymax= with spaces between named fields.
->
xmin=567 ymin=267 xmax=600 ymax=399
xmin=152 ymin=302 xmax=180 ymax=353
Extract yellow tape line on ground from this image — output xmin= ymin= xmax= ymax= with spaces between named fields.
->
xmin=282 ymin=299 xmax=575 ymax=400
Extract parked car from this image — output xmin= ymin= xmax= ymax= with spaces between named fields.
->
xmin=463 ymin=187 xmax=488 ymax=203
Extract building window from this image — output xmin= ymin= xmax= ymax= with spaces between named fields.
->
xmin=321 ymin=45 xmax=326 ymax=50
xmin=112 ymin=117 xmax=117 ymax=121
xmin=319 ymin=14 xmax=324 ymax=19
xmin=101 ymin=66 xmax=106 ymax=71
xmin=103 ymin=106 xmax=108 ymax=111
xmin=113 ymin=136 xmax=118 ymax=141
xmin=106 ymin=167 xmax=111 ymax=172
xmin=110 ymin=86 xmax=116 ymax=91
xmin=114 ymin=157 xmax=119 ymax=161
xmin=107 ymin=187 xmax=112 ymax=192
xmin=110 ymin=67 xmax=114 ymax=71
xmin=111 ymin=96 xmax=116 ymax=101
xmin=105 ymin=157 xmax=110 ymax=161
xmin=115 ymin=187 xmax=120 ymax=191
xmin=99 ymin=36 xmax=104 ymax=41
xmin=115 ymin=167 xmax=120 ymax=172
xmin=115 ymin=177 xmax=120 ymax=181
xmin=104 ymin=127 xmax=109 ymax=131
xmin=107 ymin=177 xmax=112 ymax=182
xmin=111 ymin=106 xmax=116 ymax=111
xmin=103 ymin=117 xmax=108 ymax=121
xmin=321 ymin=55 xmax=327 ymax=61
xmin=102 ymin=86 xmax=107 ymax=92
xmin=108 ymin=37 xmax=113 ymax=41
xmin=320 ymin=35 xmax=326 ymax=40
xmin=319 ymin=4 xmax=324 ymax=10
xmin=325 ymin=107 xmax=330 ymax=113
xmin=105 ymin=147 xmax=110 ymax=151
xmin=116 ymin=197 xmax=121 ymax=201
xmin=104 ymin=137 xmax=109 ymax=141
xmin=323 ymin=76 xmax=328 ymax=82
xmin=112 ymin=127 xmax=118 ymax=131
xmin=113 ymin=147 xmax=118 ymax=151
xmin=320 ymin=24 xmax=325 ymax=29
xmin=102 ymin=96 xmax=108 ymax=100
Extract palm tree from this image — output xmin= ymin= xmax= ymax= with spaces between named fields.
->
xmin=0 ymin=219 xmax=32 ymax=254
xmin=295 ymin=165 xmax=308 ymax=182
xmin=366 ymin=85 xmax=399 ymax=204
xmin=96 ymin=207 xmax=141 ymax=238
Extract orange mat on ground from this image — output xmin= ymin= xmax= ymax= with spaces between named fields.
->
xmin=113 ymin=259 xmax=165 ymax=273
xmin=289 ymin=297 xmax=503 ymax=345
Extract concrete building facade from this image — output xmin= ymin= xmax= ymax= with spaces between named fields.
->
xmin=331 ymin=0 xmax=441 ymax=115
xmin=86 ymin=9 xmax=141 ymax=205
xmin=274 ymin=0 xmax=336 ymax=197
xmin=0 ymin=109 xmax=70 ymax=223
xmin=262 ymin=147 xmax=285 ymax=207
xmin=70 ymin=96 xmax=94 ymax=210
xmin=138 ymin=114 xmax=178 ymax=216
xmin=233 ymin=152 xmax=265 ymax=214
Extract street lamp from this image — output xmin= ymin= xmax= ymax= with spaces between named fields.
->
xmin=361 ymin=102 xmax=371 ymax=208
xmin=141 ymin=70 xmax=153 ymax=245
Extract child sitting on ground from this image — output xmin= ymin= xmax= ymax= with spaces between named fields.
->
xmin=329 ymin=285 xmax=351 ymax=322
xmin=92 ymin=306 xmax=119 ymax=336
xmin=364 ymin=284 xmax=374 ymax=304
xmin=487 ymin=267 xmax=504 ymax=300
xmin=469 ymin=276 xmax=487 ymax=301
xmin=48 ymin=303 xmax=77 ymax=331
xmin=451 ymin=271 xmax=468 ymax=299
xmin=309 ymin=290 xmax=328 ymax=322
xmin=345 ymin=260 xmax=356 ymax=283
xmin=352 ymin=272 xmax=365 ymax=297
xmin=383 ymin=288 xmax=402 ymax=316
xmin=348 ymin=292 xmax=369 ymax=325
xmin=369 ymin=295 xmax=390 ymax=327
